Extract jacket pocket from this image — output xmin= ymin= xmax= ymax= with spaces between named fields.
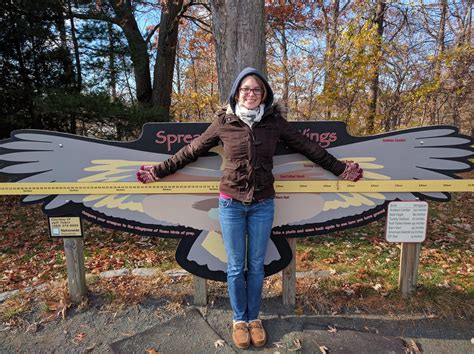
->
xmin=256 ymin=162 xmax=274 ymax=191
xmin=255 ymin=126 xmax=279 ymax=159
xmin=223 ymin=160 xmax=246 ymax=187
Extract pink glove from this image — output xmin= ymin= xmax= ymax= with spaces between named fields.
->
xmin=136 ymin=165 xmax=159 ymax=183
xmin=340 ymin=161 xmax=363 ymax=182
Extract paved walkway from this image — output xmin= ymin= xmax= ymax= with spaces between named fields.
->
xmin=109 ymin=306 xmax=474 ymax=353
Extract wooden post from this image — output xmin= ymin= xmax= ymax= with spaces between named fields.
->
xmin=63 ymin=238 xmax=87 ymax=303
xmin=398 ymin=242 xmax=421 ymax=298
xmin=193 ymin=275 xmax=207 ymax=306
xmin=282 ymin=238 xmax=296 ymax=306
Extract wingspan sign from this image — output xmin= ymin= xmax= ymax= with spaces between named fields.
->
xmin=0 ymin=122 xmax=472 ymax=281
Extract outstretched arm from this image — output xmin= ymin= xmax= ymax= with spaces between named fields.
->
xmin=279 ymin=116 xmax=362 ymax=181
xmin=137 ymin=119 xmax=221 ymax=183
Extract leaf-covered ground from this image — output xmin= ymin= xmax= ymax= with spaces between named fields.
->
xmin=1 ymin=186 xmax=472 ymax=323
xmin=293 ymin=190 xmax=473 ymax=318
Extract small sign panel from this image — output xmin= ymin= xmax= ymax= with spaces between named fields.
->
xmin=386 ymin=201 xmax=428 ymax=243
xmin=48 ymin=216 xmax=83 ymax=237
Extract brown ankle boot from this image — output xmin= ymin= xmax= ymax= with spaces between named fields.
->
xmin=232 ymin=321 xmax=250 ymax=349
xmin=249 ymin=319 xmax=266 ymax=348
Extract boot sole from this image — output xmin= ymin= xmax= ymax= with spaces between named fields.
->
xmin=235 ymin=343 xmax=250 ymax=349
xmin=251 ymin=339 xmax=266 ymax=348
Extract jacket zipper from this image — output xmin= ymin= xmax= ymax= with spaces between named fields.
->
xmin=251 ymin=129 xmax=257 ymax=201
xmin=245 ymin=124 xmax=256 ymax=202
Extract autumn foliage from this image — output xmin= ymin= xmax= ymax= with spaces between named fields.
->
xmin=1 ymin=2 xmax=471 ymax=137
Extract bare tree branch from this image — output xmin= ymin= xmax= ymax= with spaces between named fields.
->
xmin=71 ymin=11 xmax=119 ymax=25
xmin=182 ymin=15 xmax=212 ymax=33
xmin=145 ymin=22 xmax=160 ymax=45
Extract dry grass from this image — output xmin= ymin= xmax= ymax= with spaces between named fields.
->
xmin=295 ymin=277 xmax=473 ymax=318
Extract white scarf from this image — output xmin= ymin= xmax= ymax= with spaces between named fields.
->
xmin=235 ymin=103 xmax=265 ymax=127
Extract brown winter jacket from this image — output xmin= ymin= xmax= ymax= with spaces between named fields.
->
xmin=153 ymin=102 xmax=346 ymax=203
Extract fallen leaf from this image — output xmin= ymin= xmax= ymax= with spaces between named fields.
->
xmin=372 ymin=283 xmax=382 ymax=291
xmin=58 ymin=305 xmax=67 ymax=320
xmin=26 ymin=322 xmax=38 ymax=333
xmin=344 ymin=288 xmax=355 ymax=296
xmin=295 ymin=307 xmax=304 ymax=316
xmin=75 ymin=332 xmax=86 ymax=341
xmin=85 ymin=343 xmax=96 ymax=353
xmin=273 ymin=341 xmax=285 ymax=348
xmin=214 ymin=339 xmax=225 ymax=348
xmin=405 ymin=339 xmax=422 ymax=354
xmin=319 ymin=345 xmax=329 ymax=353
xmin=288 ymin=339 xmax=302 ymax=352
xmin=327 ymin=325 xmax=337 ymax=333
xmin=363 ymin=326 xmax=379 ymax=334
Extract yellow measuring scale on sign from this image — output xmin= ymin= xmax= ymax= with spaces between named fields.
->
xmin=0 ymin=180 xmax=472 ymax=195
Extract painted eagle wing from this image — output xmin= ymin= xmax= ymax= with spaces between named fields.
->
xmin=272 ymin=127 xmax=472 ymax=227
xmin=0 ymin=131 xmax=222 ymax=226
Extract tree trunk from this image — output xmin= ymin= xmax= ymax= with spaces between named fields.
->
xmin=429 ymin=0 xmax=447 ymax=126
xmin=56 ymin=5 xmax=75 ymax=91
xmin=111 ymin=1 xmax=152 ymax=107
xmin=321 ymin=0 xmax=345 ymax=120
xmin=75 ymin=0 xmax=189 ymax=109
xmin=108 ymin=22 xmax=117 ymax=101
xmin=152 ymin=0 xmax=184 ymax=118
xmin=367 ymin=0 xmax=385 ymax=134
xmin=210 ymin=0 xmax=267 ymax=103
xmin=466 ymin=2 xmax=472 ymax=45
xmin=176 ymin=39 xmax=181 ymax=95
xmin=279 ymin=25 xmax=289 ymax=106
xmin=67 ymin=0 xmax=81 ymax=94
xmin=307 ymin=72 xmax=317 ymax=119
xmin=121 ymin=55 xmax=135 ymax=105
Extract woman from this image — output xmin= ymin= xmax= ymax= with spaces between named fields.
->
xmin=137 ymin=67 xmax=362 ymax=349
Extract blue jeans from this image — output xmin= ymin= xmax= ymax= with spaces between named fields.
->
xmin=219 ymin=197 xmax=275 ymax=322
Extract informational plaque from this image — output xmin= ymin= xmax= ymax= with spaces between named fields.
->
xmin=48 ymin=216 xmax=83 ymax=237
xmin=386 ymin=201 xmax=428 ymax=243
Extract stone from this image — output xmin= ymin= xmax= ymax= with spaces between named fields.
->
xmin=131 ymin=268 xmax=160 ymax=277
xmin=99 ymin=268 xmax=129 ymax=278
xmin=0 ymin=289 xmax=19 ymax=303
xmin=165 ymin=269 xmax=189 ymax=278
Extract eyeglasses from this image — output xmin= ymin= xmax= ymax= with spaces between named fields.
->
xmin=239 ymin=87 xmax=264 ymax=96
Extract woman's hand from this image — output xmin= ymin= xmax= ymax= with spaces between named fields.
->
xmin=340 ymin=161 xmax=363 ymax=182
xmin=136 ymin=165 xmax=159 ymax=183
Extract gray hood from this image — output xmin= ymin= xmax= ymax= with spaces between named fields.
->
xmin=227 ymin=67 xmax=274 ymax=113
